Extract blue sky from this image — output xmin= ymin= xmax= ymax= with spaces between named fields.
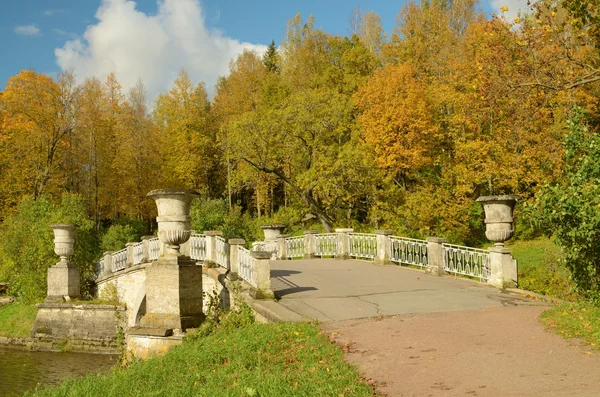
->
xmin=0 ymin=0 xmax=527 ymax=99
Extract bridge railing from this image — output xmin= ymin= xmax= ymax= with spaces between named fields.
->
xmin=189 ymin=233 xmax=206 ymax=261
xmin=390 ymin=236 xmax=428 ymax=268
xmin=271 ymin=229 xmax=503 ymax=283
xmin=285 ymin=236 xmax=304 ymax=259
xmin=349 ymin=233 xmax=377 ymax=259
xmin=442 ymin=243 xmax=490 ymax=281
xmin=237 ymin=246 xmax=253 ymax=285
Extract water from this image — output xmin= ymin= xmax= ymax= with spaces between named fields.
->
xmin=0 ymin=347 xmax=117 ymax=396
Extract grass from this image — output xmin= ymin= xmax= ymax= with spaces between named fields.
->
xmin=0 ymin=303 xmax=38 ymax=338
xmin=29 ymin=321 xmax=376 ymax=397
xmin=540 ymin=302 xmax=600 ymax=349
xmin=508 ymin=238 xmax=577 ymax=300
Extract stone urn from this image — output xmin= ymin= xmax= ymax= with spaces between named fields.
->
xmin=260 ymin=224 xmax=286 ymax=241
xmin=476 ymin=195 xmax=518 ymax=247
xmin=49 ymin=224 xmax=76 ymax=267
xmin=147 ymin=189 xmax=200 ymax=256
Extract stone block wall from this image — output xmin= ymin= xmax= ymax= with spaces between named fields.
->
xmin=97 ymin=263 xmax=147 ymax=327
xmin=30 ymin=303 xmax=126 ymax=353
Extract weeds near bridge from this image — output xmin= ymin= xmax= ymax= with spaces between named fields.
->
xmin=185 ymin=289 xmax=254 ymax=342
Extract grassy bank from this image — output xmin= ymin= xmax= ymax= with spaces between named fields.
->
xmin=509 ymin=238 xmax=576 ymax=300
xmin=29 ymin=321 xmax=375 ymax=397
xmin=0 ymin=303 xmax=37 ymax=338
xmin=540 ymin=302 xmax=600 ymax=349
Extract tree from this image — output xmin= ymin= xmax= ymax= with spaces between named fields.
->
xmin=263 ymin=40 xmax=280 ymax=73
xmin=153 ymin=70 xmax=216 ymax=192
xmin=532 ymin=108 xmax=600 ymax=298
xmin=0 ymin=70 xmax=79 ymax=201
xmin=114 ymin=79 xmax=162 ymax=219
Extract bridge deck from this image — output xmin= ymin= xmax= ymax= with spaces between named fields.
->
xmin=270 ymin=258 xmax=530 ymax=321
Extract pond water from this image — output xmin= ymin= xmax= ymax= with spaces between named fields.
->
xmin=0 ymin=347 xmax=117 ymax=396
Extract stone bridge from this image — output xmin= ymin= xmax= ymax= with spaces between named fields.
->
xmin=36 ymin=191 xmax=520 ymax=357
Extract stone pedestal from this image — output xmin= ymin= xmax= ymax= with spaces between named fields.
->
xmin=374 ymin=230 xmax=392 ymax=265
xmin=47 ymin=266 xmax=80 ymax=302
xmin=228 ymin=238 xmax=245 ymax=279
xmin=204 ymin=230 xmax=223 ymax=267
xmin=140 ymin=256 xmax=204 ymax=331
xmin=303 ymin=230 xmax=318 ymax=259
xmin=425 ymin=237 xmax=447 ymax=276
xmin=47 ymin=224 xmax=79 ymax=302
xmin=335 ymin=228 xmax=353 ymax=260
xmin=250 ymin=251 xmax=274 ymax=300
xmin=488 ymin=247 xmax=518 ymax=288
xmin=276 ymin=235 xmax=289 ymax=260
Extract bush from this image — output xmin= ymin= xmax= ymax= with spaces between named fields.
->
xmin=0 ymin=194 xmax=96 ymax=303
xmin=531 ymin=108 xmax=600 ymax=300
xmin=100 ymin=220 xmax=146 ymax=253
xmin=191 ymin=199 xmax=260 ymax=242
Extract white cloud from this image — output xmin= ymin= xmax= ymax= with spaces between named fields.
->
xmin=14 ymin=24 xmax=40 ymax=36
xmin=55 ymin=0 xmax=267 ymax=100
xmin=490 ymin=0 xmax=532 ymax=21
xmin=52 ymin=29 xmax=77 ymax=39
xmin=43 ymin=9 xmax=67 ymax=17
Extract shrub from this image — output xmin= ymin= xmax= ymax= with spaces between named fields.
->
xmin=0 ymin=194 xmax=96 ymax=303
xmin=100 ymin=221 xmax=145 ymax=253
xmin=531 ymin=108 xmax=600 ymax=300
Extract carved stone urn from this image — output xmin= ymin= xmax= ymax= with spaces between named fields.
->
xmin=476 ymin=195 xmax=518 ymax=247
xmin=260 ymin=224 xmax=286 ymax=241
xmin=49 ymin=224 xmax=76 ymax=267
xmin=147 ymin=189 xmax=200 ymax=257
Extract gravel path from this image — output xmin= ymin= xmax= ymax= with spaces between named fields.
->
xmin=323 ymin=306 xmax=600 ymax=397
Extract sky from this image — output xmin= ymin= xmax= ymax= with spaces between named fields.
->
xmin=0 ymin=0 xmax=530 ymax=100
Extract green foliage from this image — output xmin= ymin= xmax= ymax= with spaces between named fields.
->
xmin=191 ymin=199 xmax=260 ymax=242
xmin=0 ymin=194 xmax=97 ymax=303
xmin=531 ymin=108 xmax=600 ymax=299
xmin=510 ymin=238 xmax=577 ymax=300
xmin=30 ymin=322 xmax=374 ymax=397
xmin=0 ymin=303 xmax=38 ymax=337
xmin=100 ymin=220 xmax=145 ymax=253
xmin=540 ymin=302 xmax=600 ymax=349
xmin=190 ymin=199 xmax=228 ymax=233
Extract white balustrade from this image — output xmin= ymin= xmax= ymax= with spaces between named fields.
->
xmin=442 ymin=243 xmax=490 ymax=280
xmin=96 ymin=258 xmax=104 ymax=276
xmin=238 ymin=246 xmax=253 ymax=285
xmin=190 ymin=234 xmax=206 ymax=261
xmin=315 ymin=233 xmax=337 ymax=257
xmin=390 ymin=236 xmax=428 ymax=267
xmin=349 ymin=233 xmax=377 ymax=259
xmin=148 ymin=237 xmax=160 ymax=261
xmin=285 ymin=236 xmax=305 ymax=259
xmin=133 ymin=242 xmax=144 ymax=265
xmin=216 ymin=236 xmax=229 ymax=269
xmin=112 ymin=248 xmax=128 ymax=272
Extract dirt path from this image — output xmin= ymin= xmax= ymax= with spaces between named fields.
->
xmin=323 ymin=306 xmax=600 ymax=397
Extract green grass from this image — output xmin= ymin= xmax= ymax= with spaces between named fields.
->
xmin=508 ymin=238 xmax=577 ymax=300
xmin=540 ymin=302 xmax=600 ymax=349
xmin=29 ymin=321 xmax=376 ymax=397
xmin=0 ymin=303 xmax=38 ymax=338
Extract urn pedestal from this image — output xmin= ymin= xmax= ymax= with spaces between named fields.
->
xmin=259 ymin=224 xmax=286 ymax=259
xmin=476 ymin=195 xmax=518 ymax=288
xmin=46 ymin=224 xmax=79 ymax=302
xmin=140 ymin=189 xmax=204 ymax=332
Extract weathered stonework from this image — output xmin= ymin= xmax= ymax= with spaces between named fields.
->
xmin=140 ymin=257 xmax=204 ymax=331
xmin=96 ymin=263 xmax=148 ymax=327
xmin=126 ymin=333 xmax=184 ymax=360
xmin=30 ymin=303 xmax=125 ymax=353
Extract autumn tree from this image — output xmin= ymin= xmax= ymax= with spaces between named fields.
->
xmin=113 ymin=79 xmax=162 ymax=219
xmin=0 ymin=70 xmax=79 ymax=207
xmin=153 ymin=70 xmax=217 ymax=193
